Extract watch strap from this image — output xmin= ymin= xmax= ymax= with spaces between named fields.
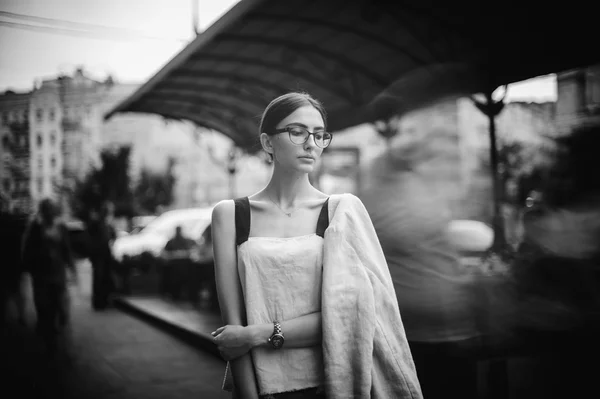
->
xmin=273 ymin=321 xmax=283 ymax=337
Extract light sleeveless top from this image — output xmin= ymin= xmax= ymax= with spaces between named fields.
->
xmin=234 ymin=197 xmax=329 ymax=395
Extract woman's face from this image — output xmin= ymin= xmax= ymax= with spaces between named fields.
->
xmin=265 ymin=105 xmax=326 ymax=173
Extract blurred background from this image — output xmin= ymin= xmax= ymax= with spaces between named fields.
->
xmin=1 ymin=1 xmax=600 ymax=398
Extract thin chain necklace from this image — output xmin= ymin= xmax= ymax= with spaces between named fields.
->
xmin=267 ymin=193 xmax=298 ymax=217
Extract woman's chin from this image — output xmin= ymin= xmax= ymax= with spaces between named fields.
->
xmin=295 ymin=164 xmax=315 ymax=174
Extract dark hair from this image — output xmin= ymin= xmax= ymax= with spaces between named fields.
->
xmin=38 ymin=198 xmax=54 ymax=213
xmin=259 ymin=92 xmax=327 ymax=135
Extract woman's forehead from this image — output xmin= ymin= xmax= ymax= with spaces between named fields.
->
xmin=277 ymin=106 xmax=324 ymax=128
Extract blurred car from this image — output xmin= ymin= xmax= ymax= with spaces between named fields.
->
xmin=446 ymin=219 xmax=494 ymax=269
xmin=129 ymin=215 xmax=157 ymax=235
xmin=446 ymin=219 xmax=494 ymax=254
xmin=112 ymin=207 xmax=213 ymax=263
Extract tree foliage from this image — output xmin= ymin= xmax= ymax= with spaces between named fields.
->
xmin=134 ymin=156 xmax=177 ymax=214
xmin=70 ymin=146 xmax=134 ymax=221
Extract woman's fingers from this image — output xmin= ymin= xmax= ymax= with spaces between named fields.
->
xmin=211 ymin=325 xmax=227 ymax=337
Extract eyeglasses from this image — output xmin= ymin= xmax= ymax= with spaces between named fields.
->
xmin=273 ymin=126 xmax=333 ymax=149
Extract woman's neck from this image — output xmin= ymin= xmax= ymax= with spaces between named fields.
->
xmin=264 ymin=167 xmax=313 ymax=207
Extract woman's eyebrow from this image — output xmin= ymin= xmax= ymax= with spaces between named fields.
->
xmin=286 ymin=122 xmax=325 ymax=130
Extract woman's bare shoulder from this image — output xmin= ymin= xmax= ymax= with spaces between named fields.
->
xmin=211 ymin=199 xmax=235 ymax=224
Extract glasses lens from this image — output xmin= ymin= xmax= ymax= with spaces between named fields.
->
xmin=320 ymin=132 xmax=332 ymax=148
xmin=288 ymin=127 xmax=308 ymax=144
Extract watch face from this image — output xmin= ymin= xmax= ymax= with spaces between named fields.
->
xmin=271 ymin=334 xmax=284 ymax=349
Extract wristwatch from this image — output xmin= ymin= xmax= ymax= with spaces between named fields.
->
xmin=267 ymin=321 xmax=285 ymax=349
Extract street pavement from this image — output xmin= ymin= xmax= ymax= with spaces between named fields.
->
xmin=0 ymin=260 xmax=229 ymax=399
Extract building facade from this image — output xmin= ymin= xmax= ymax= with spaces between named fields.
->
xmin=0 ymin=91 xmax=31 ymax=212
xmin=0 ymin=67 xmax=272 ymax=214
xmin=556 ymin=63 xmax=600 ymax=134
xmin=20 ymin=68 xmax=119 ymax=207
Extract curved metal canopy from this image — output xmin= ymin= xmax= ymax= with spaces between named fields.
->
xmin=104 ymin=0 xmax=599 ymax=151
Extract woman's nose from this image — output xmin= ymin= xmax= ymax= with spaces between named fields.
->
xmin=304 ymin=134 xmax=318 ymax=149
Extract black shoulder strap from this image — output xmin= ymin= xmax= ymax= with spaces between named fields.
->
xmin=316 ymin=198 xmax=330 ymax=238
xmin=234 ymin=197 xmax=251 ymax=245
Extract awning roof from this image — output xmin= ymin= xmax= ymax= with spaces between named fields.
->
xmin=104 ymin=0 xmax=599 ymax=151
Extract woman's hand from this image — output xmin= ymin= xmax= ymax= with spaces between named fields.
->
xmin=211 ymin=325 xmax=254 ymax=361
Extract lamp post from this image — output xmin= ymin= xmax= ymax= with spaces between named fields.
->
xmin=473 ymin=87 xmax=507 ymax=252
xmin=227 ymin=148 xmax=237 ymax=199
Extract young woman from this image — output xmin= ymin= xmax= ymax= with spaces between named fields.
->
xmin=211 ymin=92 xmax=422 ymax=399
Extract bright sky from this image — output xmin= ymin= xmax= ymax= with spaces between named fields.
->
xmin=0 ymin=0 xmax=240 ymax=91
xmin=0 ymin=0 xmax=556 ymax=102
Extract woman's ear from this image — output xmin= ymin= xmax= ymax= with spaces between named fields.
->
xmin=260 ymin=132 xmax=273 ymax=155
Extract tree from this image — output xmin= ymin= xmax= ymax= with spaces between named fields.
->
xmin=539 ymin=124 xmax=600 ymax=208
xmin=70 ymin=145 xmax=134 ymax=221
xmin=477 ymin=138 xmax=556 ymax=208
xmin=134 ymin=157 xmax=177 ymax=214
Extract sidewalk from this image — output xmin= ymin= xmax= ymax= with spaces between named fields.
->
xmin=0 ymin=261 xmax=229 ymax=399
xmin=113 ymin=294 xmax=223 ymax=358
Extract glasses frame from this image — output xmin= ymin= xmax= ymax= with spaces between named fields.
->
xmin=272 ymin=126 xmax=333 ymax=149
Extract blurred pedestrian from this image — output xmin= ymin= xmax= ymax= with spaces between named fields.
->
xmin=0 ymin=197 xmax=28 ymax=328
xmin=360 ymin=121 xmax=482 ymax=399
xmin=161 ymin=225 xmax=196 ymax=300
xmin=211 ymin=92 xmax=422 ymax=399
xmin=21 ymin=198 xmax=77 ymax=353
xmin=86 ymin=201 xmax=117 ymax=310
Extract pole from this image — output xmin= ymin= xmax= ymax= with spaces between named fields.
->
xmin=486 ymin=91 xmax=506 ymax=250
xmin=227 ymin=148 xmax=237 ymax=199
xmin=192 ymin=0 xmax=199 ymax=36
xmin=473 ymin=88 xmax=507 ymax=251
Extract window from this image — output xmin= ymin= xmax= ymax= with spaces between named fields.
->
xmin=37 ymin=133 xmax=43 ymax=147
xmin=51 ymin=157 xmax=56 ymax=169
xmin=38 ymin=156 xmax=43 ymax=172
xmin=50 ymin=131 xmax=56 ymax=146
xmin=20 ymin=136 xmax=27 ymax=147
xmin=1 ymin=111 xmax=8 ymax=124
xmin=49 ymin=108 xmax=56 ymax=121
xmin=37 ymin=178 xmax=43 ymax=193
xmin=3 ymin=178 xmax=11 ymax=192
xmin=1 ymin=135 xmax=9 ymax=148
xmin=36 ymin=109 xmax=43 ymax=122
xmin=586 ymin=70 xmax=600 ymax=108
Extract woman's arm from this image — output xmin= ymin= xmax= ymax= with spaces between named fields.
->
xmin=253 ymin=311 xmax=322 ymax=349
xmin=212 ymin=200 xmax=259 ymax=399
xmin=212 ymin=311 xmax=322 ymax=357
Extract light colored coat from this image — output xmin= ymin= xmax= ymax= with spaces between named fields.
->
xmin=322 ymin=193 xmax=422 ymax=399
